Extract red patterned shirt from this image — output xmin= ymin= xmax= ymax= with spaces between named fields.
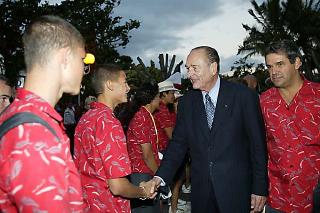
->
xmin=127 ymin=107 xmax=160 ymax=175
xmin=0 ymin=89 xmax=83 ymax=213
xmin=74 ymin=102 xmax=131 ymax=213
xmin=260 ymin=79 xmax=320 ymax=213
xmin=154 ymin=101 xmax=176 ymax=152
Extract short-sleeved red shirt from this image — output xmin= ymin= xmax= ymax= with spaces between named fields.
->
xmin=0 ymin=89 xmax=83 ymax=213
xmin=127 ymin=107 xmax=160 ymax=175
xmin=260 ymin=79 xmax=320 ymax=213
xmin=154 ymin=101 xmax=176 ymax=151
xmin=74 ymin=102 xmax=132 ymax=213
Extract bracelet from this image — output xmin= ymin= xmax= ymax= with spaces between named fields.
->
xmin=139 ymin=186 xmax=148 ymax=200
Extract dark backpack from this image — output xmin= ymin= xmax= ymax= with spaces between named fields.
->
xmin=0 ymin=112 xmax=59 ymax=140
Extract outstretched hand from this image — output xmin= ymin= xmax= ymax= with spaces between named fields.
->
xmin=151 ymin=176 xmax=162 ymax=189
xmin=139 ymin=179 xmax=158 ymax=199
xmin=250 ymin=194 xmax=266 ymax=213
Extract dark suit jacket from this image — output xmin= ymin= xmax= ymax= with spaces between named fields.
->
xmin=156 ymin=79 xmax=268 ymax=213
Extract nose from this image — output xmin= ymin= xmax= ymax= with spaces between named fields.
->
xmin=126 ymin=84 xmax=130 ymax=93
xmin=268 ymin=66 xmax=277 ymax=76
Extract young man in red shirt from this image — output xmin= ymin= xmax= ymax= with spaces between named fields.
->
xmin=0 ymin=16 xmax=85 ymax=212
xmin=154 ymin=81 xmax=188 ymax=213
xmin=261 ymin=40 xmax=320 ymax=213
xmin=74 ymin=64 xmax=155 ymax=212
xmin=126 ymin=84 xmax=161 ymax=213
xmin=154 ymin=80 xmax=178 ymax=154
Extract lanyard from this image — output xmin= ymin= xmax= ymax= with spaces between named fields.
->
xmin=142 ymin=106 xmax=159 ymax=150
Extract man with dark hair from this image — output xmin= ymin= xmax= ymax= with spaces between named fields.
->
xmin=154 ymin=80 xmax=185 ymax=213
xmin=147 ymin=45 xmax=268 ymax=213
xmin=74 ymin=64 xmax=156 ymax=213
xmin=261 ymin=40 xmax=320 ymax=213
xmin=154 ymin=80 xmax=178 ymax=154
xmin=0 ymin=15 xmax=85 ymax=211
xmin=0 ymin=74 xmax=13 ymax=113
xmin=126 ymin=83 xmax=161 ymax=213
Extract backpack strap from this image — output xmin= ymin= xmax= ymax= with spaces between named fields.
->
xmin=0 ymin=112 xmax=59 ymax=140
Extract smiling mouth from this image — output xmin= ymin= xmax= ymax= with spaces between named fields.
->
xmin=271 ymin=76 xmax=282 ymax=80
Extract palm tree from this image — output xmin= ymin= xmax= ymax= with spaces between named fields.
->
xmin=239 ymin=0 xmax=320 ymax=81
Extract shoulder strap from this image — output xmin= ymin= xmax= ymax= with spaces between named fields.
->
xmin=0 ymin=112 xmax=59 ymax=140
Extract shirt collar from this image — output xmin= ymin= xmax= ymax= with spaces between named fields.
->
xmin=90 ymin=101 xmax=113 ymax=113
xmin=202 ymin=76 xmax=220 ymax=106
xmin=16 ymin=88 xmax=63 ymax=122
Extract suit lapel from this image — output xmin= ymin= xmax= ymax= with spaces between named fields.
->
xmin=210 ymin=79 xmax=234 ymax=138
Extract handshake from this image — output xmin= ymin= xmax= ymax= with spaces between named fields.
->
xmin=138 ymin=177 xmax=163 ymax=200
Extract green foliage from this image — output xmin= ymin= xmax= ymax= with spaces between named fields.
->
xmin=230 ymin=58 xmax=255 ymax=77
xmin=0 ymin=0 xmax=140 ymax=83
xmin=239 ymin=0 xmax=320 ymax=81
xmin=226 ymin=58 xmax=272 ymax=93
xmin=0 ymin=0 xmax=45 ymax=81
xmin=254 ymin=63 xmax=273 ymax=92
xmin=126 ymin=64 xmax=163 ymax=91
xmin=126 ymin=54 xmax=187 ymax=94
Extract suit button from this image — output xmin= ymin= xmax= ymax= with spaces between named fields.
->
xmin=209 ymin=162 xmax=214 ymax=167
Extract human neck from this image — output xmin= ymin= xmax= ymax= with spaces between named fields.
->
xmin=98 ymin=94 xmax=117 ymax=111
xmin=203 ymin=75 xmax=218 ymax=92
xmin=278 ymin=76 xmax=303 ymax=105
xmin=24 ymin=69 xmax=60 ymax=107
xmin=143 ymin=104 xmax=155 ymax=114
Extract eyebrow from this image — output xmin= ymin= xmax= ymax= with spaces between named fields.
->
xmin=266 ymin=60 xmax=284 ymax=66
xmin=185 ymin=64 xmax=200 ymax=68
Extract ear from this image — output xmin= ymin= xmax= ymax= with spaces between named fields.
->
xmin=105 ymin=80 xmax=114 ymax=91
xmin=60 ymin=47 xmax=72 ymax=70
xmin=210 ymin=62 xmax=218 ymax=76
xmin=58 ymin=47 xmax=72 ymax=84
xmin=294 ymin=57 xmax=302 ymax=70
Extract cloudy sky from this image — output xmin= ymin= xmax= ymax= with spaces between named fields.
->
xmin=44 ymin=0 xmax=265 ymax=74
xmin=113 ymin=0 xmax=264 ymax=74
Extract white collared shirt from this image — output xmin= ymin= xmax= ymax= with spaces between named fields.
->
xmin=202 ymin=76 xmax=220 ymax=108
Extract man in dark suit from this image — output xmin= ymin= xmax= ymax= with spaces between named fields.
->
xmin=149 ymin=46 xmax=268 ymax=213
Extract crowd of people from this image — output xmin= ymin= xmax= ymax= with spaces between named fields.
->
xmin=0 ymin=15 xmax=319 ymax=213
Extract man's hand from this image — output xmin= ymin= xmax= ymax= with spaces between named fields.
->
xmin=250 ymin=194 xmax=266 ymax=213
xmin=151 ymin=176 xmax=162 ymax=190
xmin=139 ymin=180 xmax=157 ymax=199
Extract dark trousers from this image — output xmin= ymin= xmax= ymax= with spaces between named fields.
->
xmin=65 ymin=124 xmax=75 ymax=156
xmin=265 ymin=205 xmax=284 ymax=213
xmin=313 ymin=181 xmax=320 ymax=213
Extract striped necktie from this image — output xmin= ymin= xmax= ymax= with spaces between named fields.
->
xmin=205 ymin=93 xmax=215 ymax=129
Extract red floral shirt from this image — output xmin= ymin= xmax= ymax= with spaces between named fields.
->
xmin=0 ymin=89 xmax=83 ymax=213
xmin=127 ymin=107 xmax=160 ymax=175
xmin=154 ymin=101 xmax=176 ymax=151
xmin=74 ymin=102 xmax=131 ymax=213
xmin=260 ymin=80 xmax=320 ymax=213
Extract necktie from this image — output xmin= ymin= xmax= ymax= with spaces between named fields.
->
xmin=205 ymin=93 xmax=215 ymax=129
